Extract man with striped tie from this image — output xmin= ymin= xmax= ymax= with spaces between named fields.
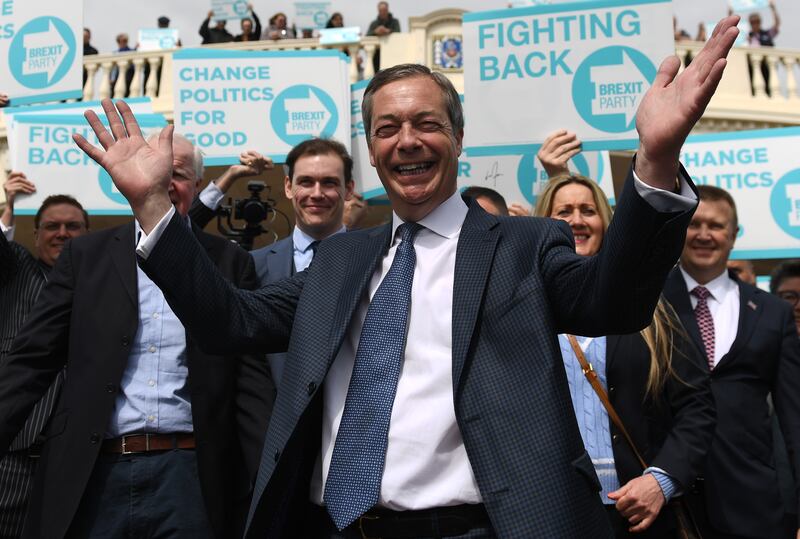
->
xmin=0 ymin=183 xmax=89 ymax=538
xmin=663 ymin=185 xmax=800 ymax=539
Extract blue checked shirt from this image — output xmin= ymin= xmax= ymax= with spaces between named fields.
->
xmin=105 ymin=222 xmax=193 ymax=437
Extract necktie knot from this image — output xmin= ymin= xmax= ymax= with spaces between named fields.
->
xmin=309 ymin=240 xmax=320 ymax=256
xmin=398 ymin=222 xmax=423 ymax=245
xmin=692 ymin=286 xmax=711 ymax=301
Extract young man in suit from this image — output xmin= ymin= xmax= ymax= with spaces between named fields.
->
xmin=0 ymin=135 xmax=275 ymax=538
xmin=70 ymin=16 xmax=739 ymax=538
xmin=663 ymin=185 xmax=800 ymax=539
xmin=249 ymin=138 xmax=354 ymax=385
xmin=0 ymin=189 xmax=89 ymax=538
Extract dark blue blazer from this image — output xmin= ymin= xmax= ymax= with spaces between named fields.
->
xmin=137 ymin=172 xmax=696 ymax=538
xmin=250 ymin=236 xmax=293 ymax=385
xmin=663 ymin=269 xmax=800 ymax=538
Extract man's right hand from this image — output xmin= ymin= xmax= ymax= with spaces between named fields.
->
xmin=537 ymin=130 xmax=581 ymax=178
xmin=73 ymin=99 xmax=174 ymax=233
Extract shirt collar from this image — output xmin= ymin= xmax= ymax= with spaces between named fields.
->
xmin=680 ymin=266 xmax=736 ymax=301
xmin=135 ymin=215 xmax=191 ymax=244
xmin=390 ymin=190 xmax=468 ymax=242
xmin=292 ymin=225 xmax=346 ymax=253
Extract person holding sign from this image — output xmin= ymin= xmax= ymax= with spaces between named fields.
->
xmin=66 ymin=15 xmax=740 ymax=538
xmin=200 ymin=10 xmax=234 ymax=44
xmin=533 ymin=175 xmax=714 ymax=536
xmin=234 ymin=4 xmax=261 ymax=42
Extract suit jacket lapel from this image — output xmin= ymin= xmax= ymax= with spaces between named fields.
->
xmin=719 ymin=281 xmax=762 ymax=368
xmin=452 ymin=204 xmax=500 ymax=391
xmin=269 ymin=237 xmax=293 ymax=277
xmin=325 ymin=224 xmax=392 ymax=364
xmin=664 ymin=269 xmax=706 ymax=361
xmin=605 ymin=334 xmax=622 ymax=372
xmin=110 ymin=223 xmax=138 ymax=307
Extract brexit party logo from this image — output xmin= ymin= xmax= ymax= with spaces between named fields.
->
xmin=516 ymin=151 xmax=603 ymax=205
xmin=572 ymin=46 xmax=655 ymax=133
xmin=271 ymin=84 xmax=339 ymax=146
xmin=771 ymin=168 xmax=800 ymax=240
xmin=9 ymin=16 xmax=76 ymax=89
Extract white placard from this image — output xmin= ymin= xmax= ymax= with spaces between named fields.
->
xmin=3 ymin=97 xmax=154 ymax=170
xmin=462 ymin=0 xmax=674 ymax=156
xmin=294 ymin=2 xmax=332 ymax=30
xmin=137 ymin=28 xmax=180 ymax=51
xmin=12 ymin=114 xmax=168 ymax=214
xmin=1 ymin=0 xmax=83 ymax=106
xmin=319 ymin=27 xmax=360 ymax=45
xmin=681 ymin=127 xmax=800 ymax=260
xmin=173 ymin=48 xmax=351 ymax=165
xmin=211 ymin=0 xmax=250 ymax=21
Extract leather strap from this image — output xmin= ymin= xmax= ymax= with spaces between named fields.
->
xmin=566 ymin=335 xmax=647 ymax=469
xmin=101 ymin=433 xmax=195 ymax=454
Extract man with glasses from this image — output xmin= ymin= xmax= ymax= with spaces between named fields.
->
xmin=771 ymin=260 xmax=800 ymax=335
xmin=0 ymin=177 xmax=89 ymax=538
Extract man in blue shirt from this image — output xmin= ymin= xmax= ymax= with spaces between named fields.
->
xmin=0 ymin=135 xmax=274 ymax=538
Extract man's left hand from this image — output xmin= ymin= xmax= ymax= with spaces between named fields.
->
xmin=634 ymin=15 xmax=740 ymax=190
xmin=607 ymin=474 xmax=665 ymax=532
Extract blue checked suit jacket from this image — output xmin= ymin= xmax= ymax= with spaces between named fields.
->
xmin=137 ymin=171 xmax=697 ymax=538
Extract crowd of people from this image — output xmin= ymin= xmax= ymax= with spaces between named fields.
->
xmin=0 ymin=8 xmax=797 ymax=539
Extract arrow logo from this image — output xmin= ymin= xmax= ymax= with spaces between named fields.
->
xmin=21 ymin=20 xmax=69 ymax=84
xmin=285 ymin=88 xmax=330 ymax=137
xmin=589 ymin=50 xmax=650 ymax=128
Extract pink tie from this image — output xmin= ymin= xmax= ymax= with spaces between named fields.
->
xmin=692 ymin=286 xmax=715 ymax=370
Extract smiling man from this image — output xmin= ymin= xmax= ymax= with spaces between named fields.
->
xmin=61 ymin=15 xmax=743 ymax=538
xmin=663 ymin=185 xmax=800 ymax=539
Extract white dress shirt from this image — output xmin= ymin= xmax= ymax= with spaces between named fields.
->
xmin=0 ymin=220 xmax=13 ymax=241
xmin=680 ymin=267 xmax=740 ymax=366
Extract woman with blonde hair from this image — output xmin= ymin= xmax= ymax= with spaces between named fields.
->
xmin=533 ymin=173 xmax=715 ymax=537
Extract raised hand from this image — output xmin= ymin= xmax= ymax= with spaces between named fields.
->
xmin=72 ymin=99 xmax=174 ymax=232
xmin=635 ymin=15 xmax=740 ymax=190
xmin=3 ymin=171 xmax=36 ymax=205
xmin=230 ymin=150 xmax=273 ymax=178
xmin=537 ymin=130 xmax=582 ymax=178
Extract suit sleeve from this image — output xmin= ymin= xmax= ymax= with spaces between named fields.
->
xmin=772 ymin=301 xmax=800 ymax=518
xmin=140 ymin=213 xmax=303 ymax=356
xmin=188 ymin=194 xmax=218 ymax=230
xmin=541 ymin=167 xmax=697 ymax=336
xmin=234 ymin=252 xmax=277 ymax=483
xmin=0 ymin=239 xmax=74 ymax=455
xmin=650 ymin=311 xmax=716 ymax=489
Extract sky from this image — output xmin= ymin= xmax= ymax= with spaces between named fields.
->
xmin=84 ymin=0 xmax=799 ymax=53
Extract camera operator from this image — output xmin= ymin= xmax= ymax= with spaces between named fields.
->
xmin=249 ymin=138 xmax=354 ymax=386
xmin=188 ymin=150 xmax=273 ymax=228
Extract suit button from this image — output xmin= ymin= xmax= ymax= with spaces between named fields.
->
xmin=609 ymin=386 xmax=615 ymax=393
xmin=274 ymin=450 xmax=281 ymax=462
xmin=121 ymin=336 xmax=130 ymax=347
xmin=90 ymin=433 xmax=100 ymax=444
xmin=612 ymin=434 xmax=619 ymax=443
xmin=307 ymin=382 xmax=317 ymax=396
xmin=105 ymin=383 xmax=116 ymax=393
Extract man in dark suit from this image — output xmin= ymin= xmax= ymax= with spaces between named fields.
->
xmin=71 ymin=17 xmax=739 ymax=538
xmin=249 ymin=138 xmax=354 ymax=385
xmin=0 ymin=135 xmax=274 ymax=538
xmin=663 ymin=185 xmax=800 ymax=539
xmin=0 ymin=188 xmax=89 ymax=538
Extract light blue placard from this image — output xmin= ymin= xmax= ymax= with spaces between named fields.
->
xmin=729 ymin=0 xmax=769 ymax=13
xmin=12 ymin=113 xmax=167 ymax=127
xmin=294 ymin=2 xmax=332 ymax=30
xmin=211 ymin=0 xmax=250 ymax=21
xmin=319 ymin=27 xmax=361 ymax=45
xmin=10 ymin=90 xmax=83 ymax=107
xmin=4 ymin=96 xmax=151 ymax=115
xmin=138 ymin=28 xmax=180 ymax=51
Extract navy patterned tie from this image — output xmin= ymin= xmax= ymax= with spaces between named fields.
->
xmin=324 ymin=222 xmax=423 ymax=530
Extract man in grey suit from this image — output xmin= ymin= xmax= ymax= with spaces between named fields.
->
xmin=249 ymin=138 xmax=354 ymax=385
xmin=71 ymin=16 xmax=739 ymax=538
xmin=0 ymin=187 xmax=89 ymax=538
